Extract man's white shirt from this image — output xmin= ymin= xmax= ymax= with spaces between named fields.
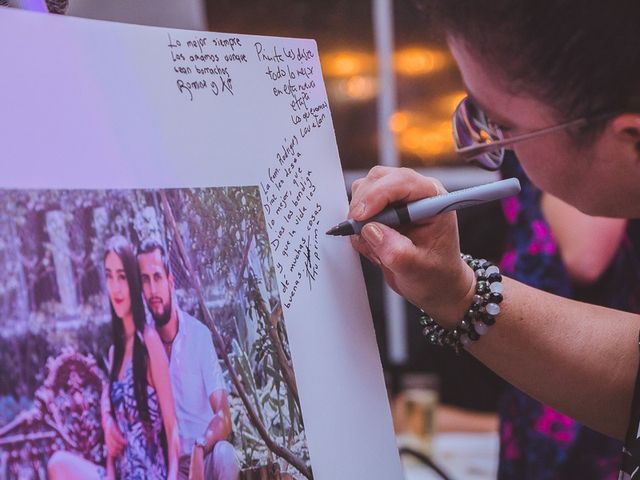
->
xmin=168 ymin=309 xmax=227 ymax=456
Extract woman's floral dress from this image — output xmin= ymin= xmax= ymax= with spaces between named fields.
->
xmin=110 ymin=362 xmax=167 ymax=479
xmin=498 ymin=154 xmax=640 ymax=480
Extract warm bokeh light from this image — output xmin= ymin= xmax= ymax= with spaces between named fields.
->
xmin=394 ymin=47 xmax=448 ymax=76
xmin=327 ymin=75 xmax=378 ymax=103
xmin=321 ymin=51 xmax=376 ymax=78
xmin=322 ymin=47 xmax=449 ymax=79
xmin=389 ymin=110 xmax=456 ymax=160
xmin=321 ymin=47 xmax=462 ymax=164
xmin=345 ymin=76 xmax=377 ymax=100
xmin=389 ymin=111 xmax=410 ymax=133
xmin=397 ymin=120 xmax=454 ymax=159
xmin=435 ymin=91 xmax=467 ymax=116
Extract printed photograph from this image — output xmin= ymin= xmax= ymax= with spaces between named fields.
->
xmin=0 ymin=187 xmax=313 ymax=480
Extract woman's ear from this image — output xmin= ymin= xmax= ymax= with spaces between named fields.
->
xmin=610 ymin=114 xmax=640 ymax=159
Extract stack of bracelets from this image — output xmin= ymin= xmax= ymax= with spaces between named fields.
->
xmin=419 ymin=253 xmax=503 ymax=354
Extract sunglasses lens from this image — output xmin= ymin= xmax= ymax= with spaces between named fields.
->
xmin=471 ymin=150 xmax=505 ymax=171
xmin=453 ymin=98 xmax=504 ymax=170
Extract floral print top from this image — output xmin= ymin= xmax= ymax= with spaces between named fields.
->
xmin=110 ymin=362 xmax=167 ymax=479
xmin=498 ymin=155 xmax=640 ymax=480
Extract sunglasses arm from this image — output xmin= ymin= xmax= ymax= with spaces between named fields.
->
xmin=456 ymin=117 xmax=589 ymax=162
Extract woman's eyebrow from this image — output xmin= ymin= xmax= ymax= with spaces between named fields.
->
xmin=106 ymin=267 xmax=126 ymax=274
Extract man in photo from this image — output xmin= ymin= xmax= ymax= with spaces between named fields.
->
xmin=105 ymin=237 xmax=240 ymax=480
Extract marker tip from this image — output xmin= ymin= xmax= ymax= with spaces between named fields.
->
xmin=326 ymin=225 xmax=339 ymax=236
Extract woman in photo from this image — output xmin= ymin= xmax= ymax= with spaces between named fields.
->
xmin=49 ymin=235 xmax=180 ymax=479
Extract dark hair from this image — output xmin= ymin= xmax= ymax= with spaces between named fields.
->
xmin=428 ymin=1 xmax=640 ymax=129
xmin=137 ymin=237 xmax=171 ymax=276
xmin=104 ymin=235 xmax=151 ymax=430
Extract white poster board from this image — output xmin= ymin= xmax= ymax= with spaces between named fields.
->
xmin=0 ymin=8 xmax=403 ymax=480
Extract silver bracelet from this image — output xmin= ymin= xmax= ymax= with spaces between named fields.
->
xmin=419 ymin=254 xmax=503 ymax=354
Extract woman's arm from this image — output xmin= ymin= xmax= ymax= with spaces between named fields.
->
xmin=467 ymin=277 xmax=638 ymax=439
xmin=349 ymin=166 xmax=640 ymax=439
xmin=541 ymin=192 xmax=627 ymax=284
xmin=106 ymin=456 xmax=116 ymax=480
xmin=102 ymin=346 xmax=127 ymax=458
xmin=144 ymin=327 xmax=181 ymax=480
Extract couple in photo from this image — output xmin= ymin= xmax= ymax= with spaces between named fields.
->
xmin=48 ymin=235 xmax=240 ymax=480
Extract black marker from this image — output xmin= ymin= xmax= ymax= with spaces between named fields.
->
xmin=326 ymin=178 xmax=521 ymax=236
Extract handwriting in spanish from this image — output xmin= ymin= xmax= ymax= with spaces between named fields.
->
xmin=260 ymin=134 xmax=321 ymax=310
xmin=167 ymin=33 xmax=249 ymax=101
xmin=254 ymin=41 xmax=329 ymax=141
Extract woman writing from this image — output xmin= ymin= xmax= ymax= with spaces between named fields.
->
xmin=349 ymin=2 xmax=640 ymax=477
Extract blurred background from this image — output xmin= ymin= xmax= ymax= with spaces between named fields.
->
xmin=65 ymin=0 xmax=508 ymax=477
xmin=199 ymin=4 xmax=509 ymax=477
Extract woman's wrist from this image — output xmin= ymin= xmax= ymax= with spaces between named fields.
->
xmin=420 ymin=254 xmax=504 ymax=352
xmin=424 ymin=258 xmax=476 ymax=329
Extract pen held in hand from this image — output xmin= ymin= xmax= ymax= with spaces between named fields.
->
xmin=326 ymin=177 xmax=521 ymax=236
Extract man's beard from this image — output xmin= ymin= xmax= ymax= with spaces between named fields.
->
xmin=150 ymin=296 xmax=172 ymax=327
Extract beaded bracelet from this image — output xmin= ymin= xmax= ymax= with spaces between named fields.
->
xmin=419 ymin=254 xmax=504 ymax=354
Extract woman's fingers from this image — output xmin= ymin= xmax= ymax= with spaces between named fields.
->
xmin=349 ymin=167 xmax=445 ymax=221
xmin=350 ymin=234 xmax=381 ymax=265
xmin=349 ymin=167 xmax=457 ymax=261
xmin=360 ymin=223 xmax=420 ymax=278
xmin=350 ymin=165 xmax=391 ymax=201
xmin=350 ymin=177 xmax=365 ymax=197
xmin=351 ymin=231 xmax=403 ymax=295
xmin=347 ymin=167 xmax=473 ymax=324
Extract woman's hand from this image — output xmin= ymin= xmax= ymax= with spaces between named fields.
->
xmin=188 ymin=445 xmax=205 ymax=480
xmin=102 ymin=415 xmax=126 ymax=458
xmin=106 ymin=455 xmax=116 ymax=480
xmin=349 ymin=166 xmax=475 ymax=327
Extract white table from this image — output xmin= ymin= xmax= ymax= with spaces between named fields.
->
xmin=401 ymin=432 xmax=499 ymax=480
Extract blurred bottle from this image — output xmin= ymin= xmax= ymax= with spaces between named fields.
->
xmin=394 ymin=372 xmax=439 ymax=457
